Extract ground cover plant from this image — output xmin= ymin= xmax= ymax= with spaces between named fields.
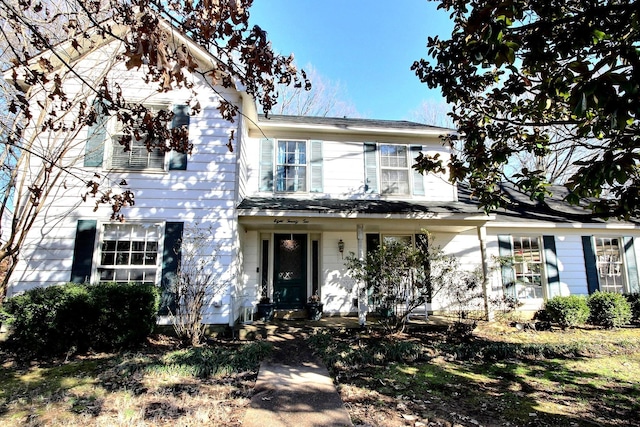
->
xmin=309 ymin=321 xmax=640 ymax=427
xmin=0 ymin=335 xmax=271 ymax=426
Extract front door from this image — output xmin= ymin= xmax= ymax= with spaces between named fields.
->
xmin=274 ymin=234 xmax=307 ymax=309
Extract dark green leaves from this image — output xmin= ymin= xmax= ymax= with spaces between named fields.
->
xmin=415 ymin=0 xmax=640 ymax=219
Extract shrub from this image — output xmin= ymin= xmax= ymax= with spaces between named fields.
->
xmin=544 ymin=295 xmax=589 ymax=329
xmin=90 ymin=282 xmax=159 ymax=350
xmin=624 ymin=293 xmax=640 ymax=323
xmin=587 ymin=291 xmax=632 ymax=328
xmin=3 ymin=282 xmax=159 ymax=357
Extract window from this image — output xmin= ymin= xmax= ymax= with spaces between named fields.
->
xmin=110 ymin=105 xmax=166 ymax=171
xmin=511 ymin=236 xmax=544 ymax=299
xmin=383 ymin=235 xmax=413 ymax=246
xmin=84 ymin=102 xmax=190 ymax=170
xmin=380 ymin=145 xmax=409 ymax=195
xmin=259 ymin=138 xmax=323 ymax=193
xmin=364 ymin=143 xmax=424 ymax=196
xmin=594 ymin=237 xmax=624 ymax=293
xmin=276 ymin=140 xmax=307 ymax=192
xmin=97 ymin=223 xmax=162 ymax=285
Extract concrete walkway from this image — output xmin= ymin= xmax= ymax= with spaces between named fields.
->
xmin=243 ymin=323 xmax=353 ymax=427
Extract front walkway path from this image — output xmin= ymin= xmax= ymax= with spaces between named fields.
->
xmin=243 ymin=322 xmax=353 ymax=427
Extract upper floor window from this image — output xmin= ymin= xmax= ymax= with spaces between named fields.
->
xmin=594 ymin=237 xmax=624 ymax=293
xmin=259 ymin=138 xmax=323 ymax=193
xmin=380 ymin=145 xmax=410 ymax=195
xmin=276 ymin=140 xmax=307 ymax=192
xmin=364 ymin=143 xmax=424 ymax=196
xmin=84 ymin=102 xmax=190 ymax=171
xmin=110 ymin=105 xmax=166 ymax=170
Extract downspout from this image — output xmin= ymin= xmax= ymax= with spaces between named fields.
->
xmin=477 ymin=225 xmax=493 ymax=321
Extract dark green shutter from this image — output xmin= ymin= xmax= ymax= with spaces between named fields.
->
xmin=366 ymin=233 xmax=380 ymax=254
xmin=84 ymin=101 xmax=108 ymax=167
xmin=160 ymin=222 xmax=184 ymax=315
xmin=582 ymin=236 xmax=599 ymax=294
xmin=498 ymin=235 xmax=516 ymax=297
xmin=169 ymin=105 xmax=189 ymax=170
xmin=310 ymin=140 xmax=323 ymax=193
xmin=364 ymin=143 xmax=378 ymax=193
xmin=365 ymin=233 xmax=380 ymax=304
xmin=70 ymin=220 xmax=97 ymax=283
xmin=415 ymin=233 xmax=431 ymax=301
xmin=411 ymin=146 xmax=425 ymax=196
xmin=543 ymin=235 xmax=561 ymax=298
xmin=259 ymin=138 xmax=274 ymax=192
xmin=623 ymin=236 xmax=639 ymax=293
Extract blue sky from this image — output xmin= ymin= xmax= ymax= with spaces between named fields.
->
xmin=249 ymin=0 xmax=454 ymax=121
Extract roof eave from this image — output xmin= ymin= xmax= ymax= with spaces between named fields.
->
xmin=254 ymin=119 xmax=454 ymax=138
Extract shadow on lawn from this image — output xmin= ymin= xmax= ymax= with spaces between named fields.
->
xmin=310 ymin=326 xmax=640 ymax=427
xmin=0 ymin=339 xmax=271 ymax=425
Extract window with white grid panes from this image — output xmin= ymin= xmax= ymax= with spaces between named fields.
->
xmin=379 ymin=144 xmax=409 ymax=195
xmin=276 ymin=140 xmax=307 ymax=192
xmin=594 ymin=237 xmax=625 ymax=293
xmin=97 ymin=223 xmax=161 ymax=285
xmin=512 ymin=236 xmax=544 ymax=299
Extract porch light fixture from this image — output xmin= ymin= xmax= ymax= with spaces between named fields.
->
xmin=338 ymin=239 xmax=345 ymax=258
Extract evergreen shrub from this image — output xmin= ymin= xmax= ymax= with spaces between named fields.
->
xmin=587 ymin=291 xmax=632 ymax=328
xmin=3 ymin=282 xmax=159 ymax=357
xmin=623 ymin=293 xmax=640 ymax=323
xmin=543 ymin=295 xmax=589 ymax=329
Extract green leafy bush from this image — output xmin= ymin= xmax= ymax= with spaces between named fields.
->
xmin=544 ymin=295 xmax=589 ymax=329
xmin=90 ymin=282 xmax=159 ymax=349
xmin=624 ymin=293 xmax=640 ymax=323
xmin=3 ymin=282 xmax=159 ymax=357
xmin=587 ymin=291 xmax=632 ymax=328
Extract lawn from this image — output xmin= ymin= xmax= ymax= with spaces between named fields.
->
xmin=0 ymin=336 xmax=270 ymax=426
xmin=1 ymin=321 xmax=639 ymax=426
xmin=309 ymin=321 xmax=640 ymax=427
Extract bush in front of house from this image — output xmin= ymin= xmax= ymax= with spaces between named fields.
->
xmin=3 ymin=282 xmax=159 ymax=357
xmin=543 ymin=295 xmax=589 ymax=329
xmin=587 ymin=291 xmax=632 ymax=328
xmin=624 ymin=293 xmax=640 ymax=323
xmin=90 ymin=282 xmax=159 ymax=349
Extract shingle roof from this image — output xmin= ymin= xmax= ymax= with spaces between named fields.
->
xmin=258 ymin=114 xmax=455 ymax=133
xmin=237 ymin=197 xmax=482 ymax=216
xmin=459 ymin=183 xmax=638 ymax=225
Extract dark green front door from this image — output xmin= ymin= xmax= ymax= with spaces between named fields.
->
xmin=274 ymin=234 xmax=307 ymax=309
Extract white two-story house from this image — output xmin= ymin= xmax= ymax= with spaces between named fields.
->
xmin=6 ymin=19 xmax=640 ymax=326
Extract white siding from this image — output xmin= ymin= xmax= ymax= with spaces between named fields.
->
xmin=244 ymin=137 xmax=457 ymax=202
xmin=554 ymin=235 xmax=589 ymax=295
xmin=9 ymin=38 xmax=243 ymax=325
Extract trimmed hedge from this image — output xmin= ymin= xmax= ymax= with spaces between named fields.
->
xmin=3 ymin=282 xmax=159 ymax=357
xmin=587 ymin=291 xmax=632 ymax=328
xmin=544 ymin=295 xmax=589 ymax=329
xmin=624 ymin=293 xmax=640 ymax=323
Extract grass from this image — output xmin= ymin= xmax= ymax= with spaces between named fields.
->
xmin=1 ymin=322 xmax=639 ymax=426
xmin=309 ymin=321 xmax=640 ymax=426
xmin=0 ymin=337 xmax=271 ymax=426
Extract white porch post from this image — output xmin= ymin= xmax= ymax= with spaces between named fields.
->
xmin=357 ymin=224 xmax=367 ymax=326
xmin=477 ymin=225 xmax=493 ymax=321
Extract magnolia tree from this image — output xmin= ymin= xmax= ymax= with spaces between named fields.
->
xmin=344 ymin=236 xmax=482 ymax=333
xmin=413 ymin=0 xmax=640 ymax=219
xmin=0 ymin=0 xmax=308 ymax=301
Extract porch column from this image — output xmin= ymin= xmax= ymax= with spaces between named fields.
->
xmin=477 ymin=225 xmax=493 ymax=321
xmin=357 ymin=224 xmax=366 ymax=326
